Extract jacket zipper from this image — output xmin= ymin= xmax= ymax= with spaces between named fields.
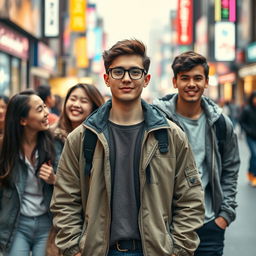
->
xmin=211 ymin=128 xmax=216 ymax=212
xmin=98 ymin=135 xmax=111 ymax=256
xmin=139 ymin=128 xmax=163 ymax=256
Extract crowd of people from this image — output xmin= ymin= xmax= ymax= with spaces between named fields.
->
xmin=0 ymin=38 xmax=254 ymax=256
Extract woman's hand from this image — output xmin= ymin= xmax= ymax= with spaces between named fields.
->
xmin=38 ymin=162 xmax=56 ymax=184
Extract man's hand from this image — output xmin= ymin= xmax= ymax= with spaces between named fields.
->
xmin=74 ymin=253 xmax=81 ymax=256
xmin=38 ymin=162 xmax=56 ymax=184
xmin=215 ymin=216 xmax=228 ymax=230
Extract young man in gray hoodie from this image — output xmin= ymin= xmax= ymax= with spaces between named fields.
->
xmin=153 ymin=51 xmax=240 ymax=256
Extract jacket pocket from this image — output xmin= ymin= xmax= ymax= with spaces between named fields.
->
xmin=78 ymin=221 xmax=87 ymax=252
xmin=164 ymin=217 xmax=174 ymax=252
xmin=184 ymin=168 xmax=201 ymax=187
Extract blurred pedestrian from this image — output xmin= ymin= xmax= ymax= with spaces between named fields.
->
xmin=154 ymin=51 xmax=240 ymax=256
xmin=50 ymin=39 xmax=204 ymax=256
xmin=51 ymin=94 xmax=63 ymax=116
xmin=0 ymin=95 xmax=9 ymax=138
xmin=0 ymin=90 xmax=57 ymax=256
xmin=223 ymin=100 xmax=240 ymax=128
xmin=36 ymin=85 xmax=59 ymax=125
xmin=239 ymin=91 xmax=256 ymax=186
xmin=46 ymin=83 xmax=104 ymax=256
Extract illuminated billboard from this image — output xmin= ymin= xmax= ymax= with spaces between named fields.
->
xmin=215 ymin=0 xmax=236 ymax=22
xmin=70 ymin=0 xmax=86 ymax=32
xmin=44 ymin=0 xmax=59 ymax=37
xmin=214 ymin=22 xmax=235 ymax=61
xmin=176 ymin=0 xmax=193 ymax=45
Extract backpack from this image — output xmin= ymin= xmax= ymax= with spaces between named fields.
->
xmin=83 ymin=128 xmax=169 ymax=176
xmin=83 ymin=114 xmax=226 ymax=176
xmin=214 ymin=114 xmax=227 ymax=158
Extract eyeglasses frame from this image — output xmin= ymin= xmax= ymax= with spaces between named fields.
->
xmin=107 ymin=67 xmax=147 ymax=80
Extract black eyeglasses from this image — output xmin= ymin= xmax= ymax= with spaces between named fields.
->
xmin=107 ymin=67 xmax=146 ymax=80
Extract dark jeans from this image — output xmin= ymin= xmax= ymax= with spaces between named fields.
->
xmin=246 ymin=135 xmax=256 ymax=176
xmin=107 ymin=250 xmax=143 ymax=256
xmin=195 ymin=219 xmax=225 ymax=256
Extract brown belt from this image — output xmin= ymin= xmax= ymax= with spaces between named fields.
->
xmin=110 ymin=239 xmax=142 ymax=252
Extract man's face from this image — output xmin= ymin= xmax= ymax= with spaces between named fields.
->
xmin=103 ymin=55 xmax=150 ymax=104
xmin=173 ymin=65 xmax=208 ymax=104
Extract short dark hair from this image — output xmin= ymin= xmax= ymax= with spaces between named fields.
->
xmin=36 ymin=85 xmax=51 ymax=102
xmin=102 ymin=39 xmax=150 ymax=73
xmin=172 ymin=51 xmax=209 ymax=79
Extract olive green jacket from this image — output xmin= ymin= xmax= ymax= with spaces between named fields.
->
xmin=50 ymin=100 xmax=204 ymax=256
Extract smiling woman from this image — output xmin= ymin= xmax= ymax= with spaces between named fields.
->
xmin=46 ymin=83 xmax=104 ymax=256
xmin=53 ymin=83 xmax=105 ymax=136
xmin=0 ymin=90 xmax=57 ymax=256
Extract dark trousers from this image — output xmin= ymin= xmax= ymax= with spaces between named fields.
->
xmin=195 ymin=219 xmax=225 ymax=256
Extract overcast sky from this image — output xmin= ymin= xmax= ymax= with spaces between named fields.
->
xmin=92 ymin=0 xmax=177 ymax=49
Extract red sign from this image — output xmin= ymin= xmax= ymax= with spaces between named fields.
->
xmin=0 ymin=23 xmax=29 ymax=60
xmin=177 ymin=0 xmax=193 ymax=45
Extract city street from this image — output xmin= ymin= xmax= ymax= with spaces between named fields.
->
xmin=224 ymin=129 xmax=256 ymax=256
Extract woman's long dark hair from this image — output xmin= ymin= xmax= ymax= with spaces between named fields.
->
xmin=0 ymin=90 xmax=55 ymax=186
xmin=58 ymin=83 xmax=105 ymax=134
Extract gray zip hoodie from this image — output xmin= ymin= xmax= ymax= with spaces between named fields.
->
xmin=153 ymin=94 xmax=240 ymax=225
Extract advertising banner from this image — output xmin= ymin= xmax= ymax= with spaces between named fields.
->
xmin=70 ymin=0 xmax=86 ymax=32
xmin=0 ymin=22 xmax=29 ymax=60
xmin=44 ymin=0 xmax=59 ymax=37
xmin=215 ymin=22 xmax=235 ymax=61
xmin=176 ymin=0 xmax=193 ymax=45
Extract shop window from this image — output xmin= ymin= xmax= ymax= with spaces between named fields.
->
xmin=11 ymin=58 xmax=21 ymax=95
xmin=0 ymin=53 xmax=10 ymax=96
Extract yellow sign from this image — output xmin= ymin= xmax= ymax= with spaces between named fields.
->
xmin=75 ymin=37 xmax=89 ymax=68
xmin=70 ymin=0 xmax=86 ymax=32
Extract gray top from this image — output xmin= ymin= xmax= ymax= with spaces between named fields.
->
xmin=176 ymin=113 xmax=215 ymax=222
xmin=108 ymin=121 xmax=144 ymax=245
xmin=20 ymin=151 xmax=47 ymax=217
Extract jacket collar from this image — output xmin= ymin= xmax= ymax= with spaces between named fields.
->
xmin=153 ymin=93 xmax=222 ymax=126
xmin=84 ymin=99 xmax=169 ymax=133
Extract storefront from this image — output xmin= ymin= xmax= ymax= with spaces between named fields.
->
xmin=218 ymin=72 xmax=237 ymax=102
xmin=238 ymin=64 xmax=256 ymax=100
xmin=0 ymin=22 xmax=29 ymax=96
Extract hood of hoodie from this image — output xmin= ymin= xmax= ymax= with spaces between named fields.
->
xmin=153 ymin=93 xmax=222 ymax=126
xmin=84 ymin=99 xmax=170 ymax=133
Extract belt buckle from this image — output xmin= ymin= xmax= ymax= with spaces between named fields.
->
xmin=116 ymin=240 xmax=136 ymax=252
xmin=116 ymin=242 xmax=128 ymax=252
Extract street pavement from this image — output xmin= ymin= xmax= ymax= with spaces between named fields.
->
xmin=224 ymin=130 xmax=256 ymax=256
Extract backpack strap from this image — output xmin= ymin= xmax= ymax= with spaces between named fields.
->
xmin=146 ymin=129 xmax=169 ymax=184
xmin=83 ymin=128 xmax=98 ymax=176
xmin=214 ymin=114 xmax=226 ymax=158
xmin=154 ymin=129 xmax=169 ymax=154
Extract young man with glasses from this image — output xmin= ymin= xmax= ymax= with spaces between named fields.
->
xmin=50 ymin=39 xmax=204 ymax=256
